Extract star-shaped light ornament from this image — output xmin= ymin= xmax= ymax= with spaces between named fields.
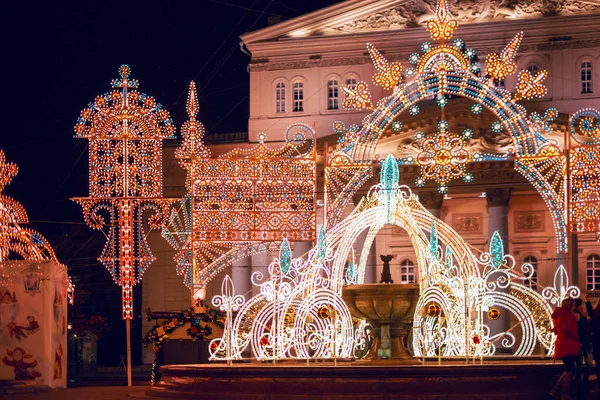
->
xmin=415 ymin=121 xmax=473 ymax=194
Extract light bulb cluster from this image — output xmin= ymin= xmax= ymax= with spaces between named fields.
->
xmin=367 ymin=43 xmax=403 ymax=90
xmin=513 ymin=70 xmax=548 ymax=101
xmin=0 ymin=150 xmax=57 ymax=263
xmin=485 ymin=32 xmax=523 ymax=80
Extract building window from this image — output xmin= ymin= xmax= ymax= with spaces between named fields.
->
xmin=399 ymin=259 xmax=415 ymax=284
xmin=493 ymin=78 xmax=505 ymax=88
xmin=581 ymin=61 xmax=593 ymax=94
xmin=527 ymin=63 xmax=539 ymax=73
xmin=586 ymin=254 xmax=600 ymax=290
xmin=293 ymin=81 xmax=304 ymax=112
xmin=327 ymin=79 xmax=339 ymax=110
xmin=345 ymin=78 xmax=357 ymax=90
xmin=275 ymin=82 xmax=286 ymax=113
xmin=523 ymin=256 xmax=538 ymax=290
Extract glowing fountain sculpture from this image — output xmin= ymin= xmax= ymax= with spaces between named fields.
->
xmin=209 ymin=154 xmax=574 ymax=362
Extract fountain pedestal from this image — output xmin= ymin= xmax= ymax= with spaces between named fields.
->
xmin=342 ymin=283 xmax=420 ymax=364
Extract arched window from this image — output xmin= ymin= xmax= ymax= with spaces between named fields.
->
xmin=523 ymin=256 xmax=538 ymax=290
xmin=327 ymin=79 xmax=339 ymax=110
xmin=586 ymin=254 xmax=600 ymax=290
xmin=527 ymin=63 xmax=539 ymax=73
xmin=345 ymin=78 xmax=357 ymax=90
xmin=399 ymin=259 xmax=415 ymax=284
xmin=581 ymin=61 xmax=593 ymax=94
xmin=293 ymin=81 xmax=304 ymax=112
xmin=275 ymin=82 xmax=286 ymax=113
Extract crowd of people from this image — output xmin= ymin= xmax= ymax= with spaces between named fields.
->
xmin=551 ymin=294 xmax=600 ymax=399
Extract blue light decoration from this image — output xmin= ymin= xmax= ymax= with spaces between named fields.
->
xmin=445 ymin=246 xmax=453 ymax=269
xmin=462 ymin=128 xmax=474 ymax=140
xmin=409 ymin=105 xmax=420 ymax=115
xmin=409 ymin=53 xmax=421 ymax=64
xmin=346 ymin=262 xmax=357 ymax=284
xmin=279 ymin=239 xmax=291 ymax=274
xmin=471 ymin=104 xmax=483 ymax=114
xmin=317 ymin=226 xmax=326 ymax=259
xmin=490 ymin=231 xmax=504 ymax=268
xmin=421 ymin=41 xmax=432 ymax=52
xmin=430 ymin=220 xmax=438 ymax=259
xmin=491 ymin=121 xmax=503 ymax=133
xmin=437 ymin=95 xmax=449 ymax=107
xmin=381 ymin=154 xmax=399 ymax=224
xmin=392 ymin=121 xmax=403 ymax=132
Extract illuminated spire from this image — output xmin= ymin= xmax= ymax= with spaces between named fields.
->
xmin=485 ymin=32 xmax=523 ymax=80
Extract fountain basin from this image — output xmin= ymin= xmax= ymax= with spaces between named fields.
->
xmin=342 ymin=283 xmax=420 ymax=363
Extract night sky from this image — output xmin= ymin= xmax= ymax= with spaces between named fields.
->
xmin=2 ymin=0 xmax=340 ymax=365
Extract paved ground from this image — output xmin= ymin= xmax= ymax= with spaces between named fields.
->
xmin=2 ymin=385 xmax=153 ymax=400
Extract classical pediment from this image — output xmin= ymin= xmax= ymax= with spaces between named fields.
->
xmin=322 ymin=0 xmax=600 ymax=36
xmin=242 ymin=0 xmax=600 ymax=44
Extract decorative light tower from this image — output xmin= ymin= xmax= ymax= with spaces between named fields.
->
xmin=73 ymin=65 xmax=176 ymax=386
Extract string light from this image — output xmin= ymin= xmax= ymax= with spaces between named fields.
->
xmin=425 ymin=0 xmax=458 ymax=41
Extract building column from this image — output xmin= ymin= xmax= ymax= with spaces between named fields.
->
xmin=419 ymin=191 xmax=443 ymax=219
xmin=486 ymin=188 xmax=511 ymax=352
xmin=232 ymin=257 xmax=252 ymax=300
xmin=293 ymin=241 xmax=313 ymax=261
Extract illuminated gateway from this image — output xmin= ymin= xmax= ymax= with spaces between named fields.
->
xmin=142 ymin=0 xmax=600 ymax=363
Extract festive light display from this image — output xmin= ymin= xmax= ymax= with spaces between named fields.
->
xmin=415 ymin=121 xmax=472 ymax=193
xmin=328 ymin=0 xmax=567 ymax=251
xmin=162 ymin=82 xmax=316 ymax=292
xmin=513 ymin=70 xmax=548 ymax=101
xmin=485 ymin=32 xmax=522 ymax=80
xmin=0 ymin=150 xmax=57 ymax=262
xmin=73 ymin=66 xmax=175 ymax=319
xmin=570 ymin=108 xmax=600 ymax=145
xmin=367 ymin=43 xmax=402 ymax=90
xmin=211 ymin=154 xmax=565 ymax=362
xmin=425 ymin=0 xmax=458 ymax=41
xmin=569 ymin=146 xmax=600 ymax=233
xmin=342 ymin=81 xmax=374 ymax=111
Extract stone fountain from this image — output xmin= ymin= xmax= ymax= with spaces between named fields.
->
xmin=342 ymin=254 xmax=420 ymax=363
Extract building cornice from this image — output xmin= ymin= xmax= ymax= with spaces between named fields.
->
xmin=245 ymin=14 xmax=600 ymax=64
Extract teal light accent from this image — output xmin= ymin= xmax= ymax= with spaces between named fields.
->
xmin=317 ymin=226 xmax=326 ymax=259
xmin=445 ymin=246 xmax=453 ymax=269
xmin=430 ymin=220 xmax=438 ymax=259
xmin=279 ymin=239 xmax=291 ymax=274
xmin=490 ymin=231 xmax=504 ymax=268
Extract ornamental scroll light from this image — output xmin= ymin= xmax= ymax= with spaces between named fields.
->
xmin=72 ymin=65 xmax=176 ymax=385
xmin=162 ymin=82 xmax=317 ymax=299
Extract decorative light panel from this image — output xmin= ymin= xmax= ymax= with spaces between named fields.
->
xmin=162 ymin=82 xmax=316 ymax=291
xmin=0 ymin=150 xmax=57 ymax=262
xmin=415 ymin=121 xmax=472 ymax=194
xmin=73 ymin=66 xmax=175 ymax=319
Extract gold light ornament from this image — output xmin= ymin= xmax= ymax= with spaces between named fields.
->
xmin=513 ymin=70 xmax=548 ymax=101
xmin=73 ymin=65 xmax=176 ymax=319
xmin=367 ymin=43 xmax=402 ymax=90
xmin=485 ymin=32 xmax=523 ymax=80
xmin=426 ymin=0 xmax=458 ymax=41
xmin=343 ymin=81 xmax=374 ymax=111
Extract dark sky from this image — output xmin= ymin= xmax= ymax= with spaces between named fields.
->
xmin=2 ymin=0 xmax=340 ymax=243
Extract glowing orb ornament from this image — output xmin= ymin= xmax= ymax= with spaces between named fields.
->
xmin=317 ymin=306 xmax=331 ymax=320
xmin=487 ymin=308 xmax=501 ymax=320
xmin=426 ymin=302 xmax=442 ymax=318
